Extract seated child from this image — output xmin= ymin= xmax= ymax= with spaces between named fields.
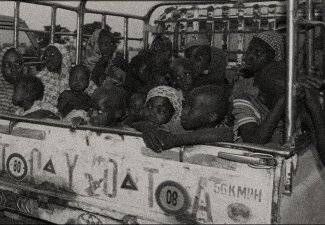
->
xmin=122 ymin=92 xmax=146 ymax=126
xmin=124 ymin=50 xmax=153 ymax=94
xmin=169 ymin=57 xmax=195 ymax=96
xmin=71 ymin=85 xmax=127 ymax=127
xmin=57 ymin=65 xmax=91 ymax=118
xmin=13 ymin=76 xmax=59 ymax=119
xmin=185 ymin=39 xmax=227 ymax=86
xmin=132 ymin=86 xmax=183 ymax=133
xmin=140 ymin=85 xmax=233 ymax=152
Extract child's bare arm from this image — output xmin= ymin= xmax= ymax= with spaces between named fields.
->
xmin=142 ymin=127 xmax=233 ymax=152
xmin=239 ymin=96 xmax=285 ymax=144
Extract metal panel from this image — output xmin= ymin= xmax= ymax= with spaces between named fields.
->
xmin=0 ymin=121 xmax=277 ymax=224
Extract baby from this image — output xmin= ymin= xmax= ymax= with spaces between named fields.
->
xmin=13 ymin=76 xmax=59 ymax=119
xmin=57 ymin=65 xmax=91 ymax=118
xmin=169 ymin=57 xmax=195 ymax=96
xmin=122 ymin=93 xmax=146 ymax=126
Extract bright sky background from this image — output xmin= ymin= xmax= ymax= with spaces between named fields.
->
xmin=0 ymin=1 xmax=164 ymax=48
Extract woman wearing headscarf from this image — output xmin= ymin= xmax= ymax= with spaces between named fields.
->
xmin=36 ymin=43 xmax=71 ymax=114
xmin=84 ymin=29 xmax=126 ymax=95
xmin=232 ymin=31 xmax=287 ymax=144
xmin=0 ymin=47 xmax=24 ymax=114
xmin=232 ymin=31 xmax=285 ymax=100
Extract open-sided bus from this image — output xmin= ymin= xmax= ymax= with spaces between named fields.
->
xmin=0 ymin=0 xmax=324 ymax=224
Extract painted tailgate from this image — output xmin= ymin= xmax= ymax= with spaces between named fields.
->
xmin=0 ymin=119 xmax=276 ymax=224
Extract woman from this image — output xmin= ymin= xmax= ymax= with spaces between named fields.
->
xmin=0 ymin=47 xmax=24 ymax=114
xmin=36 ymin=43 xmax=71 ymax=114
xmin=232 ymin=31 xmax=285 ymax=100
xmin=84 ymin=29 xmax=126 ymax=95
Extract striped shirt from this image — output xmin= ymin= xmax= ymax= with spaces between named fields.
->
xmin=233 ymin=96 xmax=284 ymax=144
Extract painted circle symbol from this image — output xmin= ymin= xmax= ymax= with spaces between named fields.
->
xmin=6 ymin=153 xmax=28 ymax=181
xmin=155 ymin=181 xmax=190 ymax=215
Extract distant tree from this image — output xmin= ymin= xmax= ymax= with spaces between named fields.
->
xmin=36 ymin=25 xmax=71 ymax=48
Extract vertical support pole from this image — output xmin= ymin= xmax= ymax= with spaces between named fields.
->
xmin=13 ymin=1 xmax=20 ymax=49
xmin=50 ymin=7 xmax=57 ymax=44
xmin=306 ymin=0 xmax=315 ymax=77
xmin=101 ymin=15 xmax=106 ymax=29
xmin=143 ymin=20 xmax=149 ymax=50
xmin=285 ymin=0 xmax=299 ymax=144
xmin=76 ymin=1 xmax=86 ymax=65
xmin=323 ymin=0 xmax=325 ymax=79
xmin=123 ymin=17 xmax=129 ymax=62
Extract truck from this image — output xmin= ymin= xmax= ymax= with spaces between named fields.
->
xmin=0 ymin=0 xmax=324 ymax=224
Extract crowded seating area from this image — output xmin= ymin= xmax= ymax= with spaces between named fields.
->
xmin=0 ymin=26 xmax=324 ymax=166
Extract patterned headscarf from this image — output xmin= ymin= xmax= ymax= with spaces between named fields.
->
xmin=0 ymin=47 xmax=21 ymax=114
xmin=36 ymin=43 xmax=71 ymax=113
xmin=146 ymin=85 xmax=182 ymax=128
xmin=254 ymin=31 xmax=284 ymax=62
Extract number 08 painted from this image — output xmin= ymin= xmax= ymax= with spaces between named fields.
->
xmin=155 ymin=181 xmax=190 ymax=215
xmin=6 ymin=153 xmax=28 ymax=181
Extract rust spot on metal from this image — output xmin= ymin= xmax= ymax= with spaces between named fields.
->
xmin=227 ymin=203 xmax=251 ymax=223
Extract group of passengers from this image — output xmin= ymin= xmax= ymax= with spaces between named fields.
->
xmin=0 ymin=28 xmax=324 ymax=164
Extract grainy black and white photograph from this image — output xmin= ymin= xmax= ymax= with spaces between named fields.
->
xmin=0 ymin=0 xmax=324 ymax=224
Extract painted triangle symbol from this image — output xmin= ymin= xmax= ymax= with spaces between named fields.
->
xmin=121 ymin=173 xmax=138 ymax=191
xmin=43 ymin=159 xmax=56 ymax=174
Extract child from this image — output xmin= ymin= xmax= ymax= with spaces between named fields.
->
xmin=124 ymin=51 xmax=153 ymax=95
xmin=13 ymin=76 xmax=59 ymax=119
xmin=122 ymin=93 xmax=146 ymax=126
xmin=169 ymin=57 xmax=195 ymax=96
xmin=57 ymin=65 xmax=91 ymax=118
xmin=185 ymin=38 xmax=227 ymax=86
xmin=141 ymin=85 xmax=233 ymax=152
xmin=132 ymin=86 xmax=183 ymax=133
xmin=36 ymin=43 xmax=71 ymax=113
xmin=71 ymin=85 xmax=127 ymax=128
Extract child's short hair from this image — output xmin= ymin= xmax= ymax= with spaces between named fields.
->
xmin=92 ymin=85 xmax=127 ymax=112
xmin=192 ymin=45 xmax=212 ymax=63
xmin=16 ymin=76 xmax=44 ymax=102
xmin=70 ymin=64 xmax=90 ymax=78
xmin=191 ymin=84 xmax=228 ymax=121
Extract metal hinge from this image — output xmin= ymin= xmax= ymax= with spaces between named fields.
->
xmin=218 ymin=152 xmax=276 ymax=169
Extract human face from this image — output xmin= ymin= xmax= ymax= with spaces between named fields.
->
xmin=190 ymin=47 xmax=210 ymax=75
xmin=89 ymin=97 xmax=125 ymax=127
xmin=244 ymin=38 xmax=274 ymax=74
xmin=181 ymin=93 xmax=217 ymax=130
xmin=171 ymin=64 xmax=193 ymax=92
xmin=129 ymin=95 xmax=145 ymax=117
xmin=98 ymin=31 xmax=117 ymax=57
xmin=69 ymin=67 xmax=89 ymax=92
xmin=12 ymin=84 xmax=33 ymax=111
xmin=1 ymin=49 xmax=24 ymax=84
xmin=43 ymin=46 xmax=62 ymax=73
xmin=144 ymin=96 xmax=175 ymax=125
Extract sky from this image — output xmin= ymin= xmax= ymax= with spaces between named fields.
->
xmin=0 ymin=1 xmax=163 ymax=47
